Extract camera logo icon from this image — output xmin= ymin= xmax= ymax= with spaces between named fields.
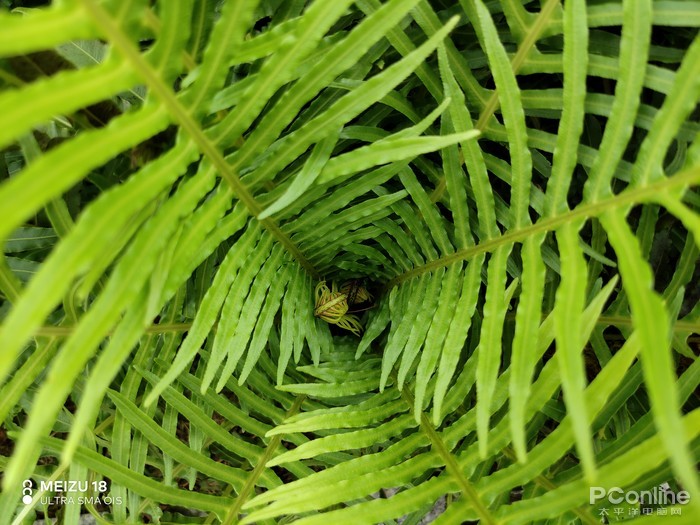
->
xmin=22 ymin=480 xmax=33 ymax=505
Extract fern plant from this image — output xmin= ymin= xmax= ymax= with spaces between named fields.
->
xmin=1 ymin=0 xmax=699 ymax=523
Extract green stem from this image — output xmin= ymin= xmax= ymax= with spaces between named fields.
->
xmin=389 ymin=164 xmax=700 ymax=288
xmin=78 ymin=0 xmax=319 ymax=279
xmin=222 ymin=395 xmax=306 ymax=525
xmin=399 ymin=379 xmax=498 ymax=525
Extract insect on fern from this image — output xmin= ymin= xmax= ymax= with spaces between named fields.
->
xmin=314 ymin=280 xmax=364 ymax=336
xmin=340 ymin=279 xmax=373 ymax=306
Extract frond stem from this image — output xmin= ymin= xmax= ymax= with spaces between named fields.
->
xmin=500 ymin=447 xmax=600 ymax=525
xmin=474 ymin=0 xmax=560 ymax=131
xmin=222 ymin=395 xmax=306 ymax=525
xmin=431 ymin=0 xmax=558 ymax=203
xmin=21 ymin=323 xmax=192 ymax=337
xmin=78 ymin=0 xmax=320 ymax=279
xmin=388 ymin=164 xmax=700 ymax=289
xmin=398 ymin=378 xmax=498 ymax=524
xmin=503 ymin=314 xmax=700 ymax=336
xmin=596 ymin=316 xmax=700 ymax=335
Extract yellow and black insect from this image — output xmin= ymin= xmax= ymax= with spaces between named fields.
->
xmin=314 ymin=280 xmax=364 ymax=336
xmin=340 ymin=279 xmax=373 ymax=306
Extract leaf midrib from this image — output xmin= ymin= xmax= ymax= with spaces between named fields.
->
xmin=473 ymin=0 xmax=560 ymax=131
xmin=78 ymin=0 xmax=320 ymax=278
xmin=398 ymin=380 xmax=498 ymax=525
xmin=222 ymin=395 xmax=306 ymax=525
xmin=388 ymin=164 xmax=700 ymax=288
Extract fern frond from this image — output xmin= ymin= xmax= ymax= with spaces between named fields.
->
xmin=1 ymin=0 xmax=699 ymax=523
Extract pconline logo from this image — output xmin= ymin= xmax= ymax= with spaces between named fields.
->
xmin=21 ymin=480 xmax=33 ymax=505
xmin=590 ymin=486 xmax=691 ymax=506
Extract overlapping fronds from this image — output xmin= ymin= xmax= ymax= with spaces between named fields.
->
xmin=1 ymin=0 xmax=699 ymax=523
